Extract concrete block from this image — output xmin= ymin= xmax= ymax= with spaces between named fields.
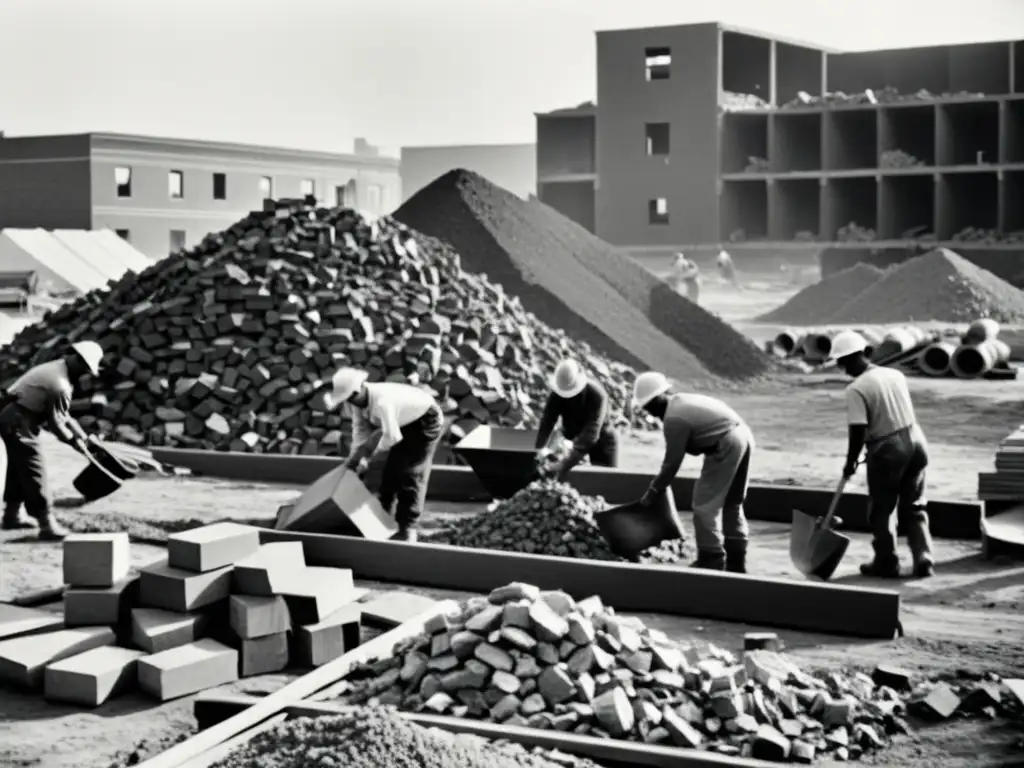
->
xmin=131 ymin=608 xmax=209 ymax=653
xmin=64 ymin=577 xmax=140 ymax=629
xmin=292 ymin=603 xmax=361 ymax=668
xmin=744 ymin=632 xmax=782 ymax=652
xmin=62 ymin=533 xmax=130 ymax=587
xmin=228 ymin=595 xmax=290 ymax=640
xmin=137 ymin=638 xmax=239 ymax=701
xmin=920 ymin=683 xmax=961 ymax=719
xmin=44 ymin=645 xmax=144 ymax=707
xmin=138 ymin=559 xmax=232 ymax=612
xmin=231 ymin=542 xmax=306 ymax=596
xmin=276 ymin=464 xmax=398 ymax=539
xmin=277 ymin=566 xmax=357 ymax=624
xmin=0 ymin=603 xmax=63 ymax=641
xmin=168 ymin=522 xmax=261 ymax=573
xmin=0 ymin=626 xmax=115 ymax=689
xmin=240 ymin=632 xmax=289 ymax=677
xmin=360 ymin=591 xmax=439 ymax=628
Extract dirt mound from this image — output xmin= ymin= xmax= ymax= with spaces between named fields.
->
xmin=756 ymin=263 xmax=886 ymax=324
xmin=827 ymin=248 xmax=1024 ymax=324
xmin=394 ymin=170 xmax=771 ymax=383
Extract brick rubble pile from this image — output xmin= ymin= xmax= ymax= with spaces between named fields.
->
xmin=425 ymin=482 xmax=692 ymax=564
xmin=0 ymin=199 xmax=657 ymax=455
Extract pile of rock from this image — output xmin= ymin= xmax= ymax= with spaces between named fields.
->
xmin=0 ymin=200 xmax=654 ymax=456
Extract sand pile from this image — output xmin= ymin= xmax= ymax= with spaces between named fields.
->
xmin=394 ymin=170 xmax=771 ymax=383
xmin=827 ymin=249 xmax=1024 ymax=324
xmin=757 ymin=264 xmax=885 ymax=324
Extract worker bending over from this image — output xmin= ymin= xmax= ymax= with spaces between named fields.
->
xmin=634 ymin=372 xmax=754 ymax=572
xmin=716 ymin=249 xmax=742 ymax=290
xmin=534 ymin=359 xmax=619 ymax=482
xmin=670 ymin=253 xmax=701 ymax=304
xmin=830 ymin=331 xmax=934 ymax=579
xmin=328 ymin=368 xmax=444 ymax=543
xmin=0 ymin=342 xmax=104 ymax=540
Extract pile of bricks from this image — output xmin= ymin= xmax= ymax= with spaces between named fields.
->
xmin=0 ymin=200 xmax=653 ymax=457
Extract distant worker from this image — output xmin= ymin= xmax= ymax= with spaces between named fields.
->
xmin=670 ymin=253 xmax=701 ymax=304
xmin=0 ymin=342 xmax=105 ymax=540
xmin=716 ymin=249 xmax=742 ymax=289
xmin=533 ymin=359 xmax=619 ymax=482
xmin=633 ymin=372 xmax=754 ymax=573
xmin=328 ymin=368 xmax=444 ymax=543
xmin=830 ymin=331 xmax=934 ymax=579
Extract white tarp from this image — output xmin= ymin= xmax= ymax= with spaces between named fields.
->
xmin=92 ymin=229 xmax=153 ymax=272
xmin=51 ymin=230 xmax=129 ymax=283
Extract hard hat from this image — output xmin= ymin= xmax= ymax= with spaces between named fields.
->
xmin=633 ymin=371 xmax=670 ymax=409
xmin=71 ymin=341 xmax=103 ymax=376
xmin=828 ymin=331 xmax=868 ymax=361
xmin=549 ymin=359 xmax=587 ymax=399
xmin=327 ymin=367 xmax=368 ymax=410
xmin=718 ymin=250 xmax=730 ymax=262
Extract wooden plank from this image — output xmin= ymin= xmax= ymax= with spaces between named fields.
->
xmin=150 ymin=448 xmax=980 ymax=539
xmin=133 ymin=600 xmax=457 ymax=768
xmin=192 ymin=693 xmax=781 ymax=768
xmin=258 ymin=530 xmax=900 ymax=638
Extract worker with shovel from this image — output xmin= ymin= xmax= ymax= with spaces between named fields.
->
xmin=533 ymin=359 xmax=619 ymax=482
xmin=633 ymin=371 xmax=754 ymax=572
xmin=829 ymin=330 xmax=935 ymax=579
xmin=327 ymin=367 xmax=444 ymax=543
xmin=0 ymin=341 xmax=104 ymax=541
xmin=670 ymin=253 xmax=701 ymax=304
xmin=716 ymin=249 xmax=743 ymax=290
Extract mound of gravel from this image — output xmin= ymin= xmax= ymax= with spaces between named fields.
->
xmin=827 ymin=249 xmax=1024 ymax=324
xmin=757 ymin=264 xmax=885 ymax=324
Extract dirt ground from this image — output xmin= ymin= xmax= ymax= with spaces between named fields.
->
xmin=2 ymin=279 xmax=1024 ymax=767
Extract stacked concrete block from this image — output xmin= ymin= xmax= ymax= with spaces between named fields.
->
xmin=44 ymin=646 xmax=145 ymax=706
xmin=0 ymin=626 xmax=116 ymax=689
xmin=276 ymin=465 xmax=398 ymax=539
xmin=137 ymin=638 xmax=239 ymax=701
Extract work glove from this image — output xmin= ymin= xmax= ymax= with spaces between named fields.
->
xmin=842 ymin=461 xmax=858 ymax=479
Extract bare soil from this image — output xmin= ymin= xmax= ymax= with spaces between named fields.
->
xmin=2 ymin=282 xmax=1023 ymax=767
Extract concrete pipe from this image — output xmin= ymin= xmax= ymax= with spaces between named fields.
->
xmin=950 ymin=339 xmax=1012 ymax=379
xmin=874 ymin=328 xmax=917 ymax=362
xmin=801 ymin=332 xmax=835 ymax=362
xmin=918 ymin=341 xmax=958 ymax=377
xmin=773 ymin=330 xmax=803 ymax=356
xmin=964 ymin=318 xmax=1000 ymax=345
xmin=859 ymin=328 xmax=884 ymax=347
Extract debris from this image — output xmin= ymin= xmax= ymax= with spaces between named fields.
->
xmin=918 ymin=682 xmax=962 ymax=720
xmin=757 ymin=264 xmax=885 ymax=325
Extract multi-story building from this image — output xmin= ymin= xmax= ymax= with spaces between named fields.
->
xmin=0 ymin=132 xmax=401 ymax=261
xmin=537 ymin=22 xmax=1024 ymax=267
xmin=400 ymin=143 xmax=537 ymax=202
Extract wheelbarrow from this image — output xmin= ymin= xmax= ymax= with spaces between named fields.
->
xmin=453 ymin=426 xmax=542 ymax=499
xmin=71 ymin=438 xmax=140 ymax=503
xmin=595 ymin=487 xmax=684 ymax=560
xmin=790 ymin=474 xmax=852 ymax=581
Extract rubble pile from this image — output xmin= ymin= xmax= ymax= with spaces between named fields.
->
xmin=0 ymin=200 xmax=657 ymax=455
xmin=211 ymin=707 xmax=601 ymax=768
xmin=836 ymin=222 xmax=878 ymax=243
xmin=395 ymin=170 xmax=773 ymax=384
xmin=337 ymin=584 xmax=1013 ymax=764
xmin=758 ymin=264 xmax=885 ymax=325
xmin=781 ymin=87 xmax=986 ymax=108
xmin=424 ymin=482 xmax=692 ymax=564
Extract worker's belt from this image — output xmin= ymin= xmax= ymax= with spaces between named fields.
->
xmin=865 ymin=424 xmax=915 ymax=448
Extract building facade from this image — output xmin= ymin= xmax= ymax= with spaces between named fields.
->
xmin=0 ymin=132 xmax=401 ymax=261
xmin=400 ymin=143 xmax=537 ymax=202
xmin=537 ymin=22 xmax=1024 ymax=257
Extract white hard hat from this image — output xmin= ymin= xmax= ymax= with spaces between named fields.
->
xmin=829 ymin=330 xmax=868 ymax=361
xmin=327 ymin=367 xmax=368 ymax=410
xmin=71 ymin=341 xmax=103 ymax=376
xmin=549 ymin=359 xmax=587 ymax=399
xmin=633 ymin=371 xmax=671 ymax=409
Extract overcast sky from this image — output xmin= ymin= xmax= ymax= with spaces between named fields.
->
xmin=1 ymin=0 xmax=1021 ymax=155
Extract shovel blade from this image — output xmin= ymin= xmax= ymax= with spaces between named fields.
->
xmin=790 ymin=508 xmax=852 ymax=581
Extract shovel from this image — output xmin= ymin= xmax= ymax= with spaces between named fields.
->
xmin=790 ymin=474 xmax=853 ymax=581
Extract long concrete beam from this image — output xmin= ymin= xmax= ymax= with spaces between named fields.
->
xmin=150 ymin=447 xmax=981 ymax=539
xmin=258 ymin=529 xmax=901 ymax=638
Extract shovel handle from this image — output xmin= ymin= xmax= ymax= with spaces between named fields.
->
xmin=819 ymin=476 xmax=849 ymax=529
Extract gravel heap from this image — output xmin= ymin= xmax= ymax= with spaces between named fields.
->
xmin=394 ymin=170 xmax=772 ymax=384
xmin=827 ymin=249 xmax=1024 ymax=324
xmin=424 ymin=481 xmax=692 ymax=564
xmin=0 ymin=199 xmax=656 ymax=454
xmin=334 ymin=584 xmax=929 ymax=763
xmin=210 ymin=707 xmax=599 ymax=768
xmin=757 ymin=264 xmax=885 ymax=325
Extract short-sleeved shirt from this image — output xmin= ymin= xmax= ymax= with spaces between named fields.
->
xmin=346 ymin=382 xmax=436 ymax=454
xmin=845 ymin=366 xmax=916 ymax=442
xmin=3 ymin=360 xmax=73 ymax=435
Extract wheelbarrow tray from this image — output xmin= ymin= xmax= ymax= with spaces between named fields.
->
xmin=453 ymin=426 xmax=540 ymax=499
xmin=790 ymin=508 xmax=851 ymax=581
xmin=72 ymin=443 xmax=139 ymax=502
xmin=595 ymin=487 xmax=684 ymax=559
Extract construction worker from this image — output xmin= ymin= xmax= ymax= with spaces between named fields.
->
xmin=533 ymin=359 xmax=619 ymax=481
xmin=0 ymin=341 xmax=104 ymax=540
xmin=829 ymin=330 xmax=934 ymax=579
xmin=633 ymin=372 xmax=754 ymax=572
xmin=716 ymin=249 xmax=742 ymax=289
xmin=670 ymin=253 xmax=701 ymax=304
xmin=328 ymin=367 xmax=444 ymax=543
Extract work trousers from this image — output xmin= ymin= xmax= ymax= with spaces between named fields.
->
xmin=691 ymin=422 xmax=754 ymax=555
xmin=865 ymin=424 xmax=933 ymax=568
xmin=0 ymin=427 xmax=53 ymax=521
xmin=579 ymin=427 xmax=619 ymax=468
xmin=377 ymin=405 xmax=444 ymax=528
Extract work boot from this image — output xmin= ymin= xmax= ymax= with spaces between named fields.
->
xmin=724 ymin=538 xmax=748 ymax=574
xmin=37 ymin=517 xmax=69 ymax=542
xmin=393 ymin=527 xmax=418 ymax=543
xmin=690 ymin=550 xmax=726 ymax=571
xmin=913 ymin=558 xmax=935 ymax=579
xmin=2 ymin=512 xmax=37 ymax=530
xmin=859 ymin=559 xmax=901 ymax=578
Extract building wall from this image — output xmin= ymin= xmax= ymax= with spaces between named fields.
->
xmin=538 ymin=181 xmax=596 ymax=232
xmin=594 ymin=23 xmax=722 ymax=247
xmin=0 ymin=135 xmax=93 ymax=229
xmin=536 ymin=117 xmax=595 ymax=177
xmin=401 ymin=144 xmax=536 ymax=202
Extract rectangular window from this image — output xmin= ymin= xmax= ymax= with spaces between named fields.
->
xmin=213 ymin=172 xmax=227 ymax=200
xmin=115 ymin=229 xmax=130 ymax=241
xmin=645 ymin=123 xmax=670 ymax=156
xmin=169 ymin=170 xmax=184 ymax=199
xmin=170 ymin=230 xmax=186 ymax=253
xmin=301 ymin=179 xmax=315 ymax=198
xmin=648 ymin=198 xmax=669 ymax=225
xmin=259 ymin=176 xmax=273 ymax=199
xmin=645 ymin=47 xmax=671 ymax=81
xmin=115 ymin=166 xmax=132 ymax=198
